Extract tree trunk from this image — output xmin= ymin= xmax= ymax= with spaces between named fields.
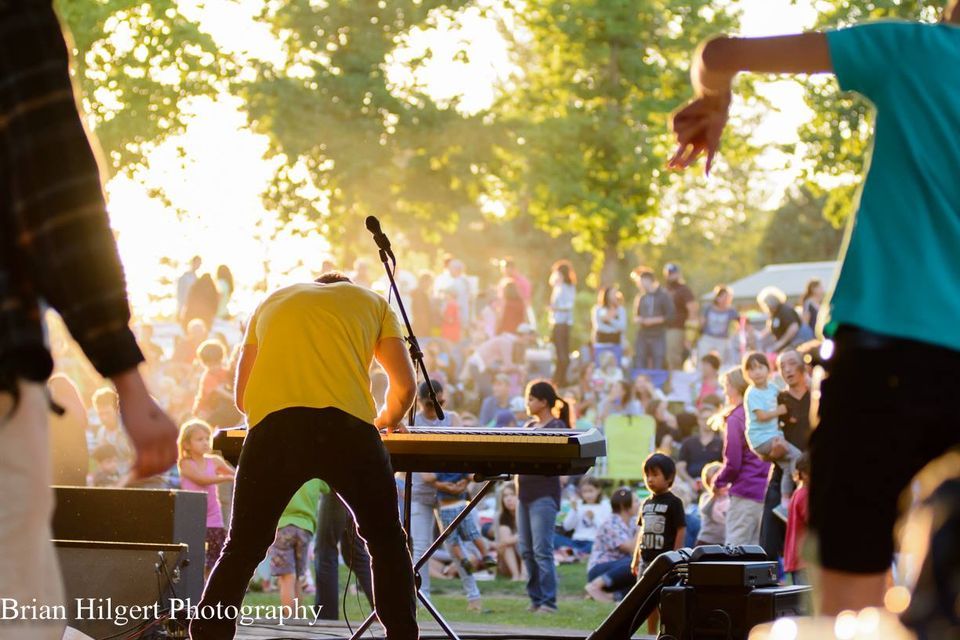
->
xmin=599 ymin=241 xmax=621 ymax=288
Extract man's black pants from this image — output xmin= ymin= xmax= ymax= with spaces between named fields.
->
xmin=189 ymin=407 xmax=418 ymax=639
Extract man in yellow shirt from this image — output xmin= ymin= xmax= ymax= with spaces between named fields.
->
xmin=190 ymin=272 xmax=418 ymax=640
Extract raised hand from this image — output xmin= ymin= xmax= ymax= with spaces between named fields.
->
xmin=667 ymin=93 xmax=731 ymax=175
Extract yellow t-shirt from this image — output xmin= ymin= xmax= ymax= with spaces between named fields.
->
xmin=242 ymin=282 xmax=404 ymax=427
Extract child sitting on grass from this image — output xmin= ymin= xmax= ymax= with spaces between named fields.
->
xmin=558 ymin=476 xmax=611 ymax=558
xmin=584 ymin=487 xmax=639 ymax=602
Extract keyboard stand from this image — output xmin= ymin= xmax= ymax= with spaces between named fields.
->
xmin=350 ymin=472 xmax=509 ymax=640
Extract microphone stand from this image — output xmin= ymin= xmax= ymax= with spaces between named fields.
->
xmin=362 ymin=225 xmax=494 ymax=640
xmin=375 ymin=243 xmax=444 ymax=547
xmin=374 ymin=247 xmax=443 ymax=425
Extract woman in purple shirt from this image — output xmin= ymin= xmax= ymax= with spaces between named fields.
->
xmin=713 ymin=367 xmax=771 ymax=546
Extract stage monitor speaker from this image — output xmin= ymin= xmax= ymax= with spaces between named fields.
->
xmin=659 ymin=578 xmax=812 ymax=639
xmin=688 ymin=561 xmax=779 ymax=588
xmin=51 ymin=486 xmax=207 ymax=603
xmin=55 ymin=540 xmax=186 ymax=639
xmin=746 ymin=585 xmax=812 ymax=627
xmin=588 ymin=545 xmax=772 ymax=640
xmin=659 ymin=585 xmax=696 ymax=639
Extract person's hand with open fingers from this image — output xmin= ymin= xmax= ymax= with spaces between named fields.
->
xmin=669 ymin=32 xmax=833 ymax=175
xmin=668 ymin=93 xmax=731 ymax=174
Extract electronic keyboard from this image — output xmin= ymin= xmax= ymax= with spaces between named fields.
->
xmin=212 ymin=425 xmax=605 ymax=475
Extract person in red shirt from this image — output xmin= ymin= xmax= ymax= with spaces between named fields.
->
xmin=784 ymin=452 xmax=811 ymax=585
xmin=440 ymin=289 xmax=462 ymax=344
xmin=193 ymin=340 xmax=240 ymax=427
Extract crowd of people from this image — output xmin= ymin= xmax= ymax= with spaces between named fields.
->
xmin=6 ymin=2 xmax=958 ymax=636
xmin=42 ymin=250 xmax=826 ymax=618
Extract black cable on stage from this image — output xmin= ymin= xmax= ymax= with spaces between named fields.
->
xmin=155 ymin=570 xmax=163 ymax=619
xmin=155 ymin=550 xmax=180 ymax=601
xmin=94 ymin=550 xmax=182 ymax=640
xmin=341 ymin=514 xmax=374 ymax=639
xmin=156 ymin=551 xmax=191 ymax=636
xmin=350 ymin=526 xmax=369 ymax=634
xmin=341 ymin=534 xmax=354 ymax=636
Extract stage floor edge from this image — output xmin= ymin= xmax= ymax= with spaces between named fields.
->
xmin=232 ymin=618 xmax=656 ymax=640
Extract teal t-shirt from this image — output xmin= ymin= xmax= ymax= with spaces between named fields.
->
xmin=277 ymin=479 xmax=328 ymax=535
xmin=824 ymin=22 xmax=960 ymax=350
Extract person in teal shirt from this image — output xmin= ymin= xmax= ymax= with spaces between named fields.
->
xmin=668 ymin=0 xmax=960 ymax=616
xmin=269 ymin=479 xmax=326 ymax=609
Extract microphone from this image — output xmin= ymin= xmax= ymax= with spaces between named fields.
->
xmin=365 ymin=216 xmax=395 ymax=262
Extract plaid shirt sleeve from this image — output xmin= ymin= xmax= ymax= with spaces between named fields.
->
xmin=0 ymin=2 xmax=142 ymax=381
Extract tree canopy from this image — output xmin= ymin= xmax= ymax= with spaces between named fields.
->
xmin=236 ymin=0 xmax=494 ymax=258
xmin=57 ymin=0 xmax=226 ymax=173
xmin=798 ymin=0 xmax=940 ymax=225
xmin=484 ymin=0 xmax=745 ymax=285
xmin=53 ymin=0 xmax=919 ymax=301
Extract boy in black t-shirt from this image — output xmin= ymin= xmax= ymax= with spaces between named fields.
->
xmin=631 ymin=453 xmax=686 ymax=634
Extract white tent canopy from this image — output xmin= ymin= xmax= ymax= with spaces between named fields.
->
xmin=704 ymin=260 xmax=838 ymax=306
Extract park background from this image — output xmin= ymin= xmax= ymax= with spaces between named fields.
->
xmin=55 ymin=0 xmax=938 ymax=629
xmin=59 ymin=0 xmax=937 ymax=329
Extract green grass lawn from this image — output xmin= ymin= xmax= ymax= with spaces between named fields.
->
xmin=243 ymin=563 xmax=619 ymax=630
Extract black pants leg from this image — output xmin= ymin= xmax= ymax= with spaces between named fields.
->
xmin=190 ymin=408 xmax=417 ymax=640
xmin=190 ymin=413 xmax=313 ymax=639
xmin=323 ymin=418 xmax=416 ymax=639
